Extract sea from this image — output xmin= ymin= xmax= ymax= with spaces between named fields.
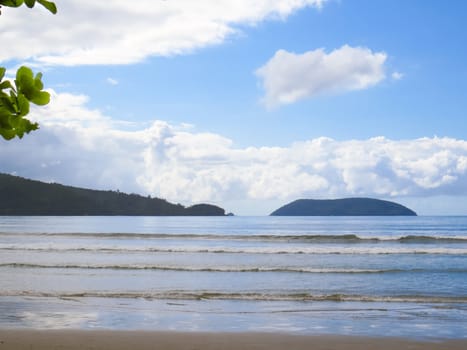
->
xmin=0 ymin=215 xmax=466 ymax=339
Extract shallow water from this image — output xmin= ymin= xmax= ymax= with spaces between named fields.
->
xmin=0 ymin=216 xmax=466 ymax=339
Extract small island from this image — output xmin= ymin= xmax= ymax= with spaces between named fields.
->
xmin=271 ymin=198 xmax=417 ymax=216
xmin=0 ymin=173 xmax=225 ymax=216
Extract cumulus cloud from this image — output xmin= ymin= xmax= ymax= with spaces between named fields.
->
xmin=256 ymin=45 xmax=387 ymax=108
xmin=0 ymin=0 xmax=326 ymax=65
xmin=1 ymin=92 xmax=467 ymax=211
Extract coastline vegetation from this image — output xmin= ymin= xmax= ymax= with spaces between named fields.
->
xmin=0 ymin=173 xmax=226 ymax=216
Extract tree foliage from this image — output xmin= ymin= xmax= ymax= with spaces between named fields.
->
xmin=0 ymin=173 xmax=227 ymax=216
xmin=0 ymin=0 xmax=57 ymax=14
xmin=0 ymin=66 xmax=50 ymax=139
xmin=0 ymin=0 xmax=56 ymax=140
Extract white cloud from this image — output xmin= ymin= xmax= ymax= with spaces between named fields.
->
xmin=1 ymin=92 xmax=467 ymax=215
xmin=0 ymin=0 xmax=326 ymax=66
xmin=392 ymin=71 xmax=404 ymax=80
xmin=106 ymin=78 xmax=119 ymax=86
xmin=256 ymin=45 xmax=387 ymax=108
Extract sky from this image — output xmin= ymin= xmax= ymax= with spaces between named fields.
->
xmin=1 ymin=0 xmax=467 ymax=215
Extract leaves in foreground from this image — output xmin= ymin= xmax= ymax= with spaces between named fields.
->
xmin=0 ymin=66 xmax=50 ymax=140
xmin=0 ymin=0 xmax=57 ymax=14
xmin=0 ymin=0 xmax=56 ymax=140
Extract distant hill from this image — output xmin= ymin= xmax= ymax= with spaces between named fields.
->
xmin=0 ymin=173 xmax=225 ymax=216
xmin=271 ymin=198 xmax=417 ymax=216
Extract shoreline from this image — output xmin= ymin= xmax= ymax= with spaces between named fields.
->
xmin=0 ymin=330 xmax=466 ymax=350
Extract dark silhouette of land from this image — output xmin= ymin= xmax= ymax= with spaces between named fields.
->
xmin=0 ymin=173 xmax=225 ymax=216
xmin=271 ymin=198 xmax=417 ymax=216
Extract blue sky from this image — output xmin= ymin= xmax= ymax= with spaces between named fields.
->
xmin=1 ymin=0 xmax=467 ymax=215
xmin=41 ymin=0 xmax=467 ymax=145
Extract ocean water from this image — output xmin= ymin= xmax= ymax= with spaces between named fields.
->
xmin=0 ymin=216 xmax=466 ymax=339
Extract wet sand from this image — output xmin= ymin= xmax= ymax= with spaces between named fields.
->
xmin=0 ymin=330 xmax=466 ymax=350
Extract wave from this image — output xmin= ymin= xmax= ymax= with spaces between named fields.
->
xmin=2 ymin=232 xmax=467 ymax=244
xmin=396 ymin=235 xmax=467 ymax=243
xmin=3 ymin=263 xmax=463 ymax=274
xmin=3 ymin=290 xmax=467 ymax=303
xmin=1 ymin=245 xmax=466 ymax=255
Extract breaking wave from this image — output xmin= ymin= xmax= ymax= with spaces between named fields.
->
xmin=2 ymin=290 xmax=466 ymax=303
xmin=4 ymin=262 xmax=464 ymax=274
xmin=1 ymin=245 xmax=466 ymax=255
xmin=2 ymin=232 xmax=467 ymax=243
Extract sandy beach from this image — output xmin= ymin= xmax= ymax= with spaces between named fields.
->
xmin=0 ymin=330 xmax=466 ymax=350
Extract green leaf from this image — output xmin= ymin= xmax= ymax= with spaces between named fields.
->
xmin=17 ymin=93 xmax=30 ymax=117
xmin=15 ymin=66 xmax=50 ymax=106
xmin=0 ymin=128 xmax=17 ymax=140
xmin=0 ymin=107 xmax=13 ymax=127
xmin=0 ymin=67 xmax=5 ymax=81
xmin=0 ymin=0 xmax=24 ymax=8
xmin=30 ymin=90 xmax=50 ymax=105
xmin=15 ymin=66 xmax=35 ymax=98
xmin=16 ymin=66 xmax=34 ymax=86
xmin=0 ymin=95 xmax=16 ymax=113
xmin=37 ymin=0 xmax=56 ymax=14
xmin=34 ymin=72 xmax=44 ymax=90
xmin=12 ymin=117 xmax=39 ymax=138
xmin=0 ymin=81 xmax=14 ymax=90
xmin=16 ymin=66 xmax=38 ymax=98
xmin=0 ymin=0 xmax=57 ymax=14
xmin=19 ymin=117 xmax=38 ymax=132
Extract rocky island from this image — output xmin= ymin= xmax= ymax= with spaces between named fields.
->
xmin=271 ymin=198 xmax=417 ymax=216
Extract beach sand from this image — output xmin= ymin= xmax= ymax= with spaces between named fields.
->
xmin=0 ymin=330 xmax=466 ymax=350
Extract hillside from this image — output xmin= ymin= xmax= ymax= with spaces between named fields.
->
xmin=271 ymin=198 xmax=417 ymax=216
xmin=0 ymin=173 xmax=225 ymax=216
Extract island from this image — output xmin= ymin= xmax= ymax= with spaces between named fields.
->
xmin=270 ymin=198 xmax=417 ymax=216
xmin=0 ymin=173 xmax=226 ymax=216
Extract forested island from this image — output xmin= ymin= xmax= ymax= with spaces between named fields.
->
xmin=271 ymin=198 xmax=417 ymax=216
xmin=0 ymin=173 xmax=225 ymax=216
